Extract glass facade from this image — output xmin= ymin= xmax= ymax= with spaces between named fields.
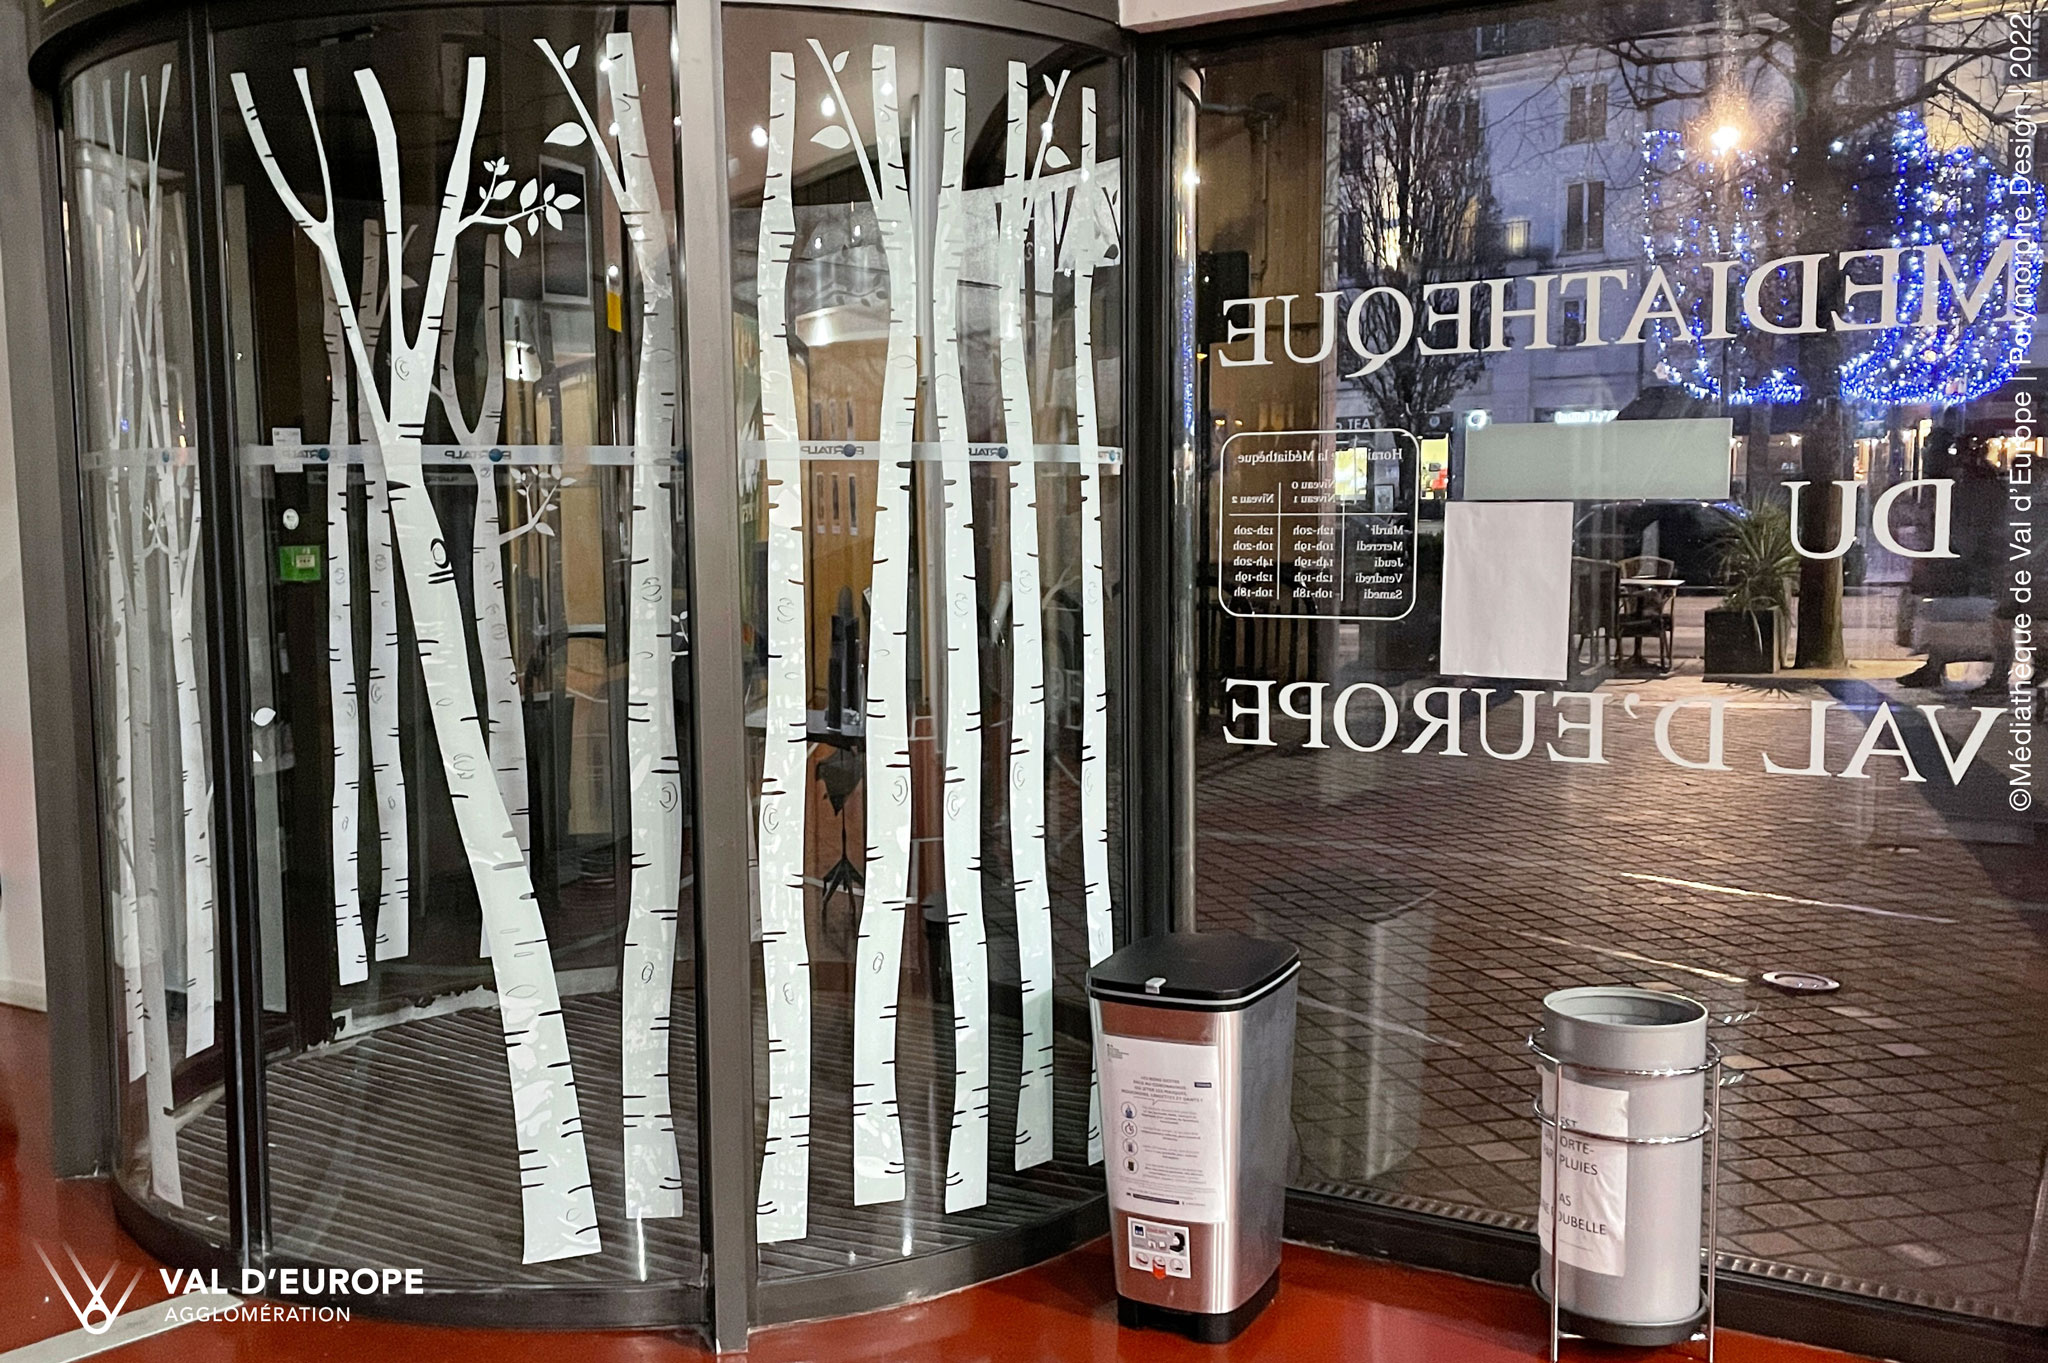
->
xmin=44 ymin=0 xmax=1128 ymax=1326
xmin=1179 ymin=0 xmax=2047 ymax=1325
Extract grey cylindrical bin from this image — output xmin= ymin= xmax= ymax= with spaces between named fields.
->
xmin=1089 ymin=932 xmax=1299 ymax=1344
xmin=1532 ymin=986 xmax=1715 ymax=1350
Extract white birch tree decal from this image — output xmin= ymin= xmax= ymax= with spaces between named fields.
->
xmin=355 ymin=221 xmax=412 ymax=963
xmin=808 ymin=37 xmax=919 ymax=1208
xmin=1001 ymin=61 xmax=1065 ymax=1172
xmin=124 ymin=474 xmax=183 ymax=1204
xmin=432 ymin=233 xmax=530 ymax=961
xmin=322 ymin=270 xmax=369 ymax=986
xmin=534 ymin=32 xmax=687 ymax=1223
xmin=752 ymin=48 xmax=813 ymax=1245
xmin=931 ymin=67 xmax=990 ymax=1213
xmin=231 ymin=57 xmax=601 ymax=1262
xmin=160 ymin=449 xmax=214 ymax=1055
xmin=101 ymin=476 xmax=151 ymax=1076
xmin=1072 ymin=87 xmax=1114 ymax=1167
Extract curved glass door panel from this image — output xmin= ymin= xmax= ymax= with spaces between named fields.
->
xmin=723 ymin=10 xmax=1126 ymax=1278
xmin=216 ymin=8 xmax=700 ymax=1290
xmin=63 ymin=39 xmax=228 ymax=1246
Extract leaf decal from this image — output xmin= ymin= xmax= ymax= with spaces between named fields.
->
xmin=1044 ymin=75 xmax=1055 ymax=95
xmin=556 ymin=193 xmax=581 ymax=211
xmin=504 ymin=223 xmax=523 ymax=257
xmin=544 ymin=182 xmax=557 ymax=201
xmin=535 ymin=520 xmax=556 ymax=537
xmin=545 ymin=121 xmax=589 ymax=148
xmin=1044 ymin=144 xmax=1071 ymax=170
xmin=832 ymin=50 xmax=849 ymax=72
xmin=811 ymin=125 xmax=851 ymax=151
xmin=490 ymin=180 xmax=515 ymax=201
xmin=519 ymin=179 xmax=540 ymax=208
xmin=563 ymin=44 xmax=580 ymax=68
xmin=545 ymin=205 xmax=563 ymax=231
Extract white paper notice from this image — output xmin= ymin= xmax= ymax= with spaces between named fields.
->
xmin=1538 ymin=1071 xmax=1629 ymax=1276
xmin=1101 ymin=1035 xmax=1225 ymax=1221
xmin=1439 ymin=500 xmax=1573 ymax=681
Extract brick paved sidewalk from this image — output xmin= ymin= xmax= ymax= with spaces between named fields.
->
xmin=1194 ymin=669 xmax=2048 ymax=1324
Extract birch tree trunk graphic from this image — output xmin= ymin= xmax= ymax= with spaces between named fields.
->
xmin=1073 ymin=87 xmax=1114 ymax=1167
xmin=535 ymin=32 xmax=686 ymax=1222
xmin=323 ymin=270 xmax=368 ymax=986
xmin=932 ymin=67 xmax=990 ymax=1213
xmin=1001 ymin=61 xmax=1064 ymax=1171
xmin=356 ymin=220 xmax=412 ymax=963
xmin=433 ymin=234 xmax=528 ymax=962
xmin=101 ymin=59 xmax=219 ymax=1057
xmin=126 ymin=477 xmax=183 ymax=1204
xmin=753 ymin=48 xmax=813 ymax=1245
xmin=101 ymin=479 xmax=149 ymax=1079
xmin=809 ymin=37 xmax=919 ymax=1208
xmin=232 ymin=58 xmax=601 ymax=1262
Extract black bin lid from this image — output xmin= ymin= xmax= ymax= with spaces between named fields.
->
xmin=1087 ymin=932 xmax=1299 ymax=1008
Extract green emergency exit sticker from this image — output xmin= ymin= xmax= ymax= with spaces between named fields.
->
xmin=278 ymin=544 xmax=322 ymax=582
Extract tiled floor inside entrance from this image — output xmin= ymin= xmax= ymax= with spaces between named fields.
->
xmin=1196 ymin=665 xmax=2048 ymax=1324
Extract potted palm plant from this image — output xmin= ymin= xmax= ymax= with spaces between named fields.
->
xmin=1704 ymin=502 xmax=1796 ymax=674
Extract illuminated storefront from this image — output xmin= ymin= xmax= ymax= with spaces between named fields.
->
xmin=9 ymin=0 xmax=2044 ymax=1356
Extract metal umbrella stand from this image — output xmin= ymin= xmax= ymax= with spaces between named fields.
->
xmin=1528 ymin=987 xmax=1724 ymax=1363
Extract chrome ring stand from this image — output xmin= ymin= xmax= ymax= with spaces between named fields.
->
xmin=1527 ymin=1030 xmax=1724 ymax=1363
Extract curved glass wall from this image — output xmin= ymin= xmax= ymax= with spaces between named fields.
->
xmin=66 ymin=38 xmax=226 ymax=1247
xmin=213 ymin=6 xmax=703 ymax=1289
xmin=723 ymin=10 xmax=1127 ymax=1279
xmin=48 ymin=0 xmax=1127 ymax=1325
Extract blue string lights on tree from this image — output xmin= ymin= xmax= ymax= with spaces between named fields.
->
xmin=1837 ymin=112 xmax=2043 ymax=406
xmin=1640 ymin=123 xmax=1806 ymax=404
xmin=1641 ymin=110 xmax=2042 ymax=410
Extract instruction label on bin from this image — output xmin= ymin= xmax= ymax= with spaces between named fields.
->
xmin=1101 ymin=1035 xmax=1225 ymax=1221
xmin=1127 ymin=1218 xmax=1193 ymax=1279
xmin=1538 ymin=1072 xmax=1628 ymax=1276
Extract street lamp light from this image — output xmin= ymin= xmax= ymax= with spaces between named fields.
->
xmin=1710 ymin=122 xmax=1743 ymax=154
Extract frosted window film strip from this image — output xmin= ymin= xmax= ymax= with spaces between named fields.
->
xmin=233 ymin=57 xmax=600 ymax=1263
xmin=807 ymin=38 xmax=920 ymax=1208
xmin=1003 ymin=58 xmax=1058 ymax=1173
xmin=755 ymin=49 xmax=814 ymax=1246
xmin=540 ymin=32 xmax=692 ymax=1222
xmin=934 ymin=66 xmax=991 ymax=1215
xmin=1074 ymin=88 xmax=1114 ymax=1167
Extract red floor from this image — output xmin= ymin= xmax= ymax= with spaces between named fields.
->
xmin=0 ymin=1004 xmax=1867 ymax=1362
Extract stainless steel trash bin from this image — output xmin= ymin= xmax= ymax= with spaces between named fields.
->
xmin=1530 ymin=986 xmax=1720 ymax=1356
xmin=1088 ymin=932 xmax=1299 ymax=1343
